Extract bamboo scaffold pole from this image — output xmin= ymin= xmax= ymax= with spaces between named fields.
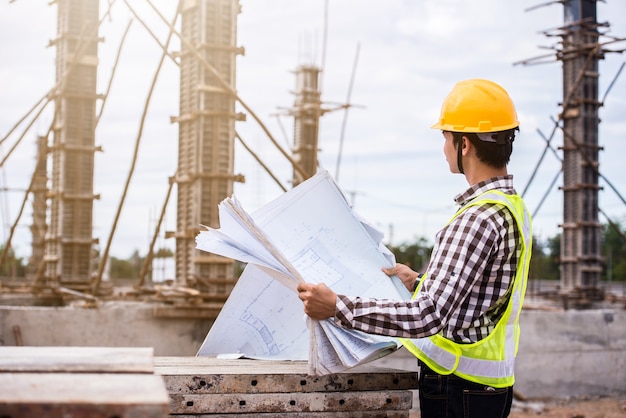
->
xmin=136 ymin=175 xmax=176 ymax=288
xmin=0 ymin=1 xmax=118 ymax=278
xmin=92 ymin=1 xmax=181 ymax=294
xmin=143 ymin=0 xmax=309 ymax=184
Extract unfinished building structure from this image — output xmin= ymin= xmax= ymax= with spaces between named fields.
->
xmin=28 ymin=0 xmax=247 ymax=305
xmin=290 ymin=65 xmax=323 ymax=187
xmin=559 ymin=0 xmax=604 ymax=296
xmin=44 ymin=0 xmax=100 ymax=290
xmin=173 ymin=0 xmax=244 ymax=297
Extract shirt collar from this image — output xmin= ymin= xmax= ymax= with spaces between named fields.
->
xmin=454 ymin=175 xmax=516 ymax=207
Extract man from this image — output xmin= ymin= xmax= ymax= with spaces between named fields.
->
xmin=297 ymin=78 xmax=532 ymax=418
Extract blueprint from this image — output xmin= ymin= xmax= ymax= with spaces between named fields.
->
xmin=197 ymin=264 xmax=309 ymax=360
xmin=195 ymin=169 xmax=412 ymax=374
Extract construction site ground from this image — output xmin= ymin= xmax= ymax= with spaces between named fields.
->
xmin=410 ymin=396 xmax=626 ymax=418
xmin=509 ymin=395 xmax=626 ymax=418
xmin=406 ymin=395 xmax=626 ymax=417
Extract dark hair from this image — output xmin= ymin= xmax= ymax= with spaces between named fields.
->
xmin=452 ymin=128 xmax=518 ymax=168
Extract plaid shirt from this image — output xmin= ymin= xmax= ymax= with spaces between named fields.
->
xmin=334 ymin=175 xmax=521 ymax=343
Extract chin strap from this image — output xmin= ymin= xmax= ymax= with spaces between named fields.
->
xmin=455 ymin=136 xmax=464 ymax=174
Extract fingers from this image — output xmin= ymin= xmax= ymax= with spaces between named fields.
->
xmin=297 ymin=282 xmax=309 ymax=301
xmin=382 ymin=265 xmax=396 ymax=276
xmin=297 ymin=282 xmax=328 ymax=299
xmin=383 ymin=264 xmax=417 ymax=287
xmin=296 ymin=282 xmax=336 ymax=320
xmin=382 ymin=263 xmax=404 ymax=276
xmin=296 ymin=282 xmax=307 ymax=294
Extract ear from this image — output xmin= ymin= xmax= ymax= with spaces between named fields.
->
xmin=461 ymin=136 xmax=475 ymax=158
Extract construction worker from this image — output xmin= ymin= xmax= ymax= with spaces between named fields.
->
xmin=297 ymin=78 xmax=532 ymax=418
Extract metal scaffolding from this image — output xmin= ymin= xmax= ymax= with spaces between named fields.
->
xmin=174 ymin=0 xmax=244 ymax=297
xmin=45 ymin=0 xmax=100 ymax=289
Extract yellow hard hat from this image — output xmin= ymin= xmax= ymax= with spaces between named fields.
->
xmin=431 ymin=79 xmax=519 ymax=133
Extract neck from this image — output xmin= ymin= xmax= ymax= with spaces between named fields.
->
xmin=464 ymin=165 xmax=507 ymax=187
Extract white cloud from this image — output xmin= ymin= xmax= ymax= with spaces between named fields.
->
xmin=0 ymin=0 xmax=625 ymax=259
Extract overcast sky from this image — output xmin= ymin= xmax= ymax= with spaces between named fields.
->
xmin=1 ymin=0 xmax=625 ymax=259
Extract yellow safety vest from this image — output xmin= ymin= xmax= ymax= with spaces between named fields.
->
xmin=400 ymin=190 xmax=532 ymax=388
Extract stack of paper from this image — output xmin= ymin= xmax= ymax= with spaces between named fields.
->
xmin=195 ymin=169 xmax=411 ymax=375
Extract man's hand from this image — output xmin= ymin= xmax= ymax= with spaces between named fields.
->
xmin=382 ymin=263 xmax=417 ymax=292
xmin=297 ymin=282 xmax=337 ymax=320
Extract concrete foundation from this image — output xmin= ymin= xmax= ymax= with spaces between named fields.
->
xmin=0 ymin=302 xmax=624 ymax=399
xmin=0 ymin=302 xmax=213 ymax=356
xmin=515 ymin=309 xmax=626 ymax=398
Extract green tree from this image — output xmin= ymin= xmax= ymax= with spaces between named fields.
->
xmin=528 ymin=234 xmax=560 ymax=282
xmin=528 ymin=235 xmax=545 ymax=281
xmin=388 ymin=237 xmax=433 ymax=273
xmin=602 ymin=222 xmax=626 ymax=282
xmin=544 ymin=234 xmax=561 ymax=281
xmin=154 ymin=247 xmax=174 ymax=258
xmin=0 ymin=245 xmax=26 ymax=279
xmin=108 ymin=249 xmax=144 ymax=280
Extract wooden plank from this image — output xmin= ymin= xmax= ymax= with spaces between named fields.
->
xmin=168 ymin=390 xmax=413 ymax=414
xmin=161 ymin=370 xmax=418 ymax=395
xmin=0 ymin=403 xmax=168 ymax=418
xmin=170 ymin=411 xmax=409 ymax=418
xmin=0 ymin=346 xmax=155 ymax=373
xmin=0 ymin=373 xmax=169 ymax=418
xmin=155 ymin=356 xmax=418 ymax=394
xmin=155 ymin=356 xmax=417 ymax=375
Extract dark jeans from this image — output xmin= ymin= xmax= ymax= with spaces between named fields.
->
xmin=418 ymin=361 xmax=513 ymax=418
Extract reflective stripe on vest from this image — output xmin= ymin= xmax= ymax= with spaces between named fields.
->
xmin=399 ymin=190 xmax=532 ymax=387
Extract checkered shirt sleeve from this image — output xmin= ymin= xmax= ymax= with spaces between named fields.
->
xmin=334 ymin=177 xmax=521 ymax=343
